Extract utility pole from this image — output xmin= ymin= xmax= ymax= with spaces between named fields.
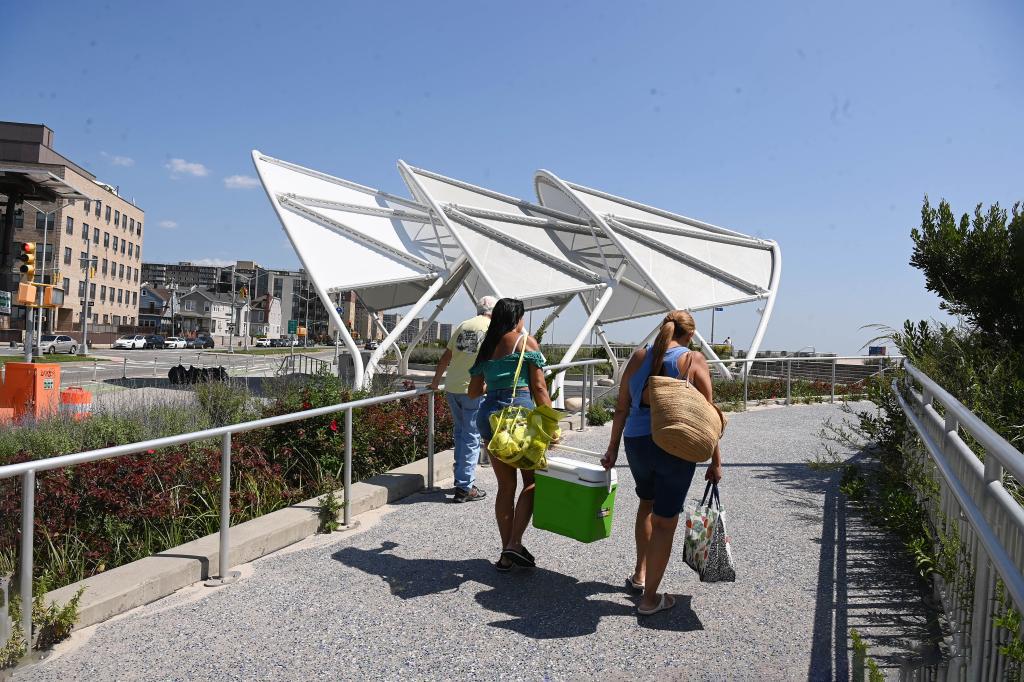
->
xmin=229 ymin=265 xmax=235 ymax=353
xmin=78 ymin=240 xmax=95 ymax=356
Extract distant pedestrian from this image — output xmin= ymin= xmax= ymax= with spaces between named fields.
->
xmin=429 ymin=296 xmax=497 ymax=503
xmin=601 ymin=310 xmax=724 ymax=615
xmin=468 ymin=298 xmax=556 ymax=572
xmin=723 ymin=336 xmax=732 ymax=348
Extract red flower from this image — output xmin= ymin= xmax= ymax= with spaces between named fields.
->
xmin=146 ymin=449 xmax=155 ymax=455
xmin=302 ymin=401 xmax=312 ymax=410
xmin=330 ymin=420 xmax=338 ymax=432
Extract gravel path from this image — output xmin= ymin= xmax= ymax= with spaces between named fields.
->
xmin=18 ymin=402 xmax=919 ymax=681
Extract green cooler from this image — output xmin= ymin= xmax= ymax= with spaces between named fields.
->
xmin=533 ymin=455 xmax=618 ymax=543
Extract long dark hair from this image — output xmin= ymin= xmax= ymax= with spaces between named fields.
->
xmin=471 ymin=297 xmax=525 ymax=372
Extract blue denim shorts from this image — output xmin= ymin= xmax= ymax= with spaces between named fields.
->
xmin=624 ymin=434 xmax=697 ymax=518
xmin=477 ymin=387 xmax=534 ymax=443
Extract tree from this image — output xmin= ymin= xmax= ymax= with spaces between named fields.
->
xmin=910 ymin=197 xmax=1024 ymax=347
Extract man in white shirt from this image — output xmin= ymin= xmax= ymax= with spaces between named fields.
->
xmin=429 ymin=296 xmax=496 ymax=502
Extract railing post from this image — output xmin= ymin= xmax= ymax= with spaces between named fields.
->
xmin=343 ymin=407 xmax=353 ymax=526
xmin=206 ymin=432 xmax=239 ymax=585
xmin=122 ymin=357 xmax=127 ymax=379
xmin=742 ymin=362 xmax=749 ymax=409
xmin=580 ymin=365 xmax=588 ymax=431
xmin=786 ymin=359 xmax=792 ymax=405
xmin=152 ymin=357 xmax=157 ymax=377
xmin=20 ymin=469 xmax=35 ymax=644
xmin=427 ymin=392 xmax=436 ymax=491
xmin=831 ymin=358 xmax=836 ymax=403
xmin=93 ymin=359 xmax=98 ymax=382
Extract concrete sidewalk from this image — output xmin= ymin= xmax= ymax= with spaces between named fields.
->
xmin=17 ymin=403 xmax=932 ymax=681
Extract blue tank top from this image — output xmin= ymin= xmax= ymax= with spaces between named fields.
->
xmin=623 ymin=345 xmax=689 ymax=438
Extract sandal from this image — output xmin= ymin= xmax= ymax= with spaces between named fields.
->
xmin=494 ymin=556 xmax=513 ymax=573
xmin=637 ymin=593 xmax=676 ymax=616
xmin=501 ymin=547 xmax=535 ymax=568
xmin=627 ymin=574 xmax=645 ymax=593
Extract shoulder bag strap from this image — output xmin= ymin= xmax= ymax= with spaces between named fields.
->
xmin=680 ymin=350 xmax=695 ymax=383
xmin=509 ymin=332 xmax=529 ymax=390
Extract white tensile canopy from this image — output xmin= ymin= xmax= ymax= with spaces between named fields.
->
xmin=252 ymin=150 xmax=781 ymax=388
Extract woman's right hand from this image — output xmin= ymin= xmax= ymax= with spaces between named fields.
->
xmin=600 ymin=446 xmax=618 ymax=470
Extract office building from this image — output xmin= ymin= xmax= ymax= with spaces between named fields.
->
xmin=0 ymin=122 xmax=145 ymax=332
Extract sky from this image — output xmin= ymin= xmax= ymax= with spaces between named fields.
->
xmin=3 ymin=1 xmax=1022 ymax=353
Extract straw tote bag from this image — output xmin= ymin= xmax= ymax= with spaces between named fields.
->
xmin=648 ymin=353 xmax=727 ymax=463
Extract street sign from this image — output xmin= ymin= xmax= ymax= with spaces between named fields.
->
xmin=0 ymin=291 xmax=10 ymax=316
xmin=714 ymin=307 xmax=725 ymax=312
xmin=297 ymin=326 xmax=307 ymax=337
xmin=287 ymin=319 xmax=298 ymax=334
xmin=335 ymin=306 xmax=343 ymax=314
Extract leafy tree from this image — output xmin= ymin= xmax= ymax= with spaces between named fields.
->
xmin=910 ymin=197 xmax=1024 ymax=346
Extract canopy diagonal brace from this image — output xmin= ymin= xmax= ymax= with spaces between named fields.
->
xmin=284 ymin=194 xmax=433 ymax=223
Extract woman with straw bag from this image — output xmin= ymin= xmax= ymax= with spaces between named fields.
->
xmin=600 ymin=310 xmax=725 ymax=616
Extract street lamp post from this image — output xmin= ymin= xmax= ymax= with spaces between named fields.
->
xmin=77 ymin=239 xmax=96 ymax=356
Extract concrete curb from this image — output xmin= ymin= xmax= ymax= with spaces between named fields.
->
xmin=45 ymin=449 xmax=454 ymax=630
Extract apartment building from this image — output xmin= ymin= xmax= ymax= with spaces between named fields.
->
xmin=141 ymin=261 xmax=219 ymax=290
xmin=0 ymin=122 xmax=145 ymax=331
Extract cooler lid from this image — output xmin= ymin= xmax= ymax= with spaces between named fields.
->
xmin=543 ymin=456 xmax=617 ymax=485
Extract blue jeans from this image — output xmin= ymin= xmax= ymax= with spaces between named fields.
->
xmin=447 ymin=392 xmax=483 ymax=491
xmin=476 ymin=386 xmax=534 ymax=443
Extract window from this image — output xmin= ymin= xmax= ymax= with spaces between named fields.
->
xmin=62 ymin=277 xmax=70 ymax=293
xmin=82 ymin=222 xmax=89 ymax=240
xmin=100 ymin=286 xmax=107 ymax=301
xmin=102 ymin=314 xmax=109 ymax=325
xmin=14 ymin=210 xmax=23 ymax=228
xmin=84 ymin=199 xmax=91 ymax=214
xmin=204 ymin=303 xmax=211 ymax=313
xmin=121 ymin=240 xmax=126 ymax=255
xmin=136 ymin=222 xmax=142 ymax=236
xmin=66 ymin=216 xmax=73 ymax=235
xmin=92 ymin=313 xmax=98 ymax=324
xmin=129 ymin=218 xmax=134 ymax=231
xmin=119 ymin=264 xmax=125 ymax=279
xmin=183 ymin=300 xmax=195 ymax=311
xmin=132 ymin=291 xmax=137 ymax=306
xmin=128 ymin=243 xmax=134 ymax=258
xmin=78 ymin=281 xmax=85 ymax=297
xmin=118 ymin=289 xmax=123 ymax=304
xmin=103 ymin=232 xmax=110 ymax=248
xmin=135 ymin=270 xmax=139 ymax=282
xmin=112 ymin=236 xmax=118 ymax=251
xmin=64 ymin=247 xmax=72 ymax=265
xmin=105 ymin=206 xmax=111 ymax=222
xmin=114 ymin=210 xmax=120 ymax=226
xmin=113 ymin=315 xmax=121 ymax=326
xmin=35 ymin=211 xmax=54 ymax=230
xmin=95 ymin=200 xmax=101 ymax=218
xmin=93 ymin=228 xmax=99 ymax=244
xmin=102 ymin=259 xmax=108 ymax=275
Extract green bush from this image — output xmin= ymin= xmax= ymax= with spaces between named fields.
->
xmin=585 ymin=402 xmax=612 ymax=426
xmin=406 ymin=346 xmax=446 ymax=365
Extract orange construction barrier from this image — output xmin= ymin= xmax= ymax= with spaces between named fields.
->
xmin=60 ymin=386 xmax=93 ymax=421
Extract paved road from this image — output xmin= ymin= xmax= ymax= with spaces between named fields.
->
xmin=17 ymin=403 xmax=931 ymax=681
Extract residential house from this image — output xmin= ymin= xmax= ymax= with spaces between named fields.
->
xmin=248 ymin=294 xmax=282 ymax=339
xmin=177 ymin=288 xmax=249 ymax=341
xmin=138 ymin=285 xmax=171 ymax=332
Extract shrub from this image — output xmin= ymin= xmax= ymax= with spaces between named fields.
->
xmin=586 ymin=403 xmax=612 ymax=426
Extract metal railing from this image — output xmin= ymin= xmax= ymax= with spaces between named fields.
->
xmin=732 ymin=355 xmax=902 ymax=406
xmin=0 ymin=357 xmax=603 ymax=645
xmin=277 ymin=353 xmax=331 ymax=377
xmin=894 ymin=362 xmax=1024 ymax=680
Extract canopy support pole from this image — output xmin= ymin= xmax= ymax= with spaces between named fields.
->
xmin=741 ymin=242 xmax=782 ymax=378
xmin=363 ymin=276 xmax=447 ymax=388
xmin=577 ymin=292 xmax=620 ymax=383
xmin=398 ymin=273 xmax=466 ymax=375
xmin=551 ymin=284 xmax=613 ymax=409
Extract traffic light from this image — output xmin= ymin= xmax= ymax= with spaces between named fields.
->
xmin=18 ymin=242 xmax=36 ymax=281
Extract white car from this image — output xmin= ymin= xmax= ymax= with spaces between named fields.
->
xmin=113 ymin=334 xmax=147 ymax=350
xmin=164 ymin=337 xmax=187 ymax=349
xmin=254 ymin=338 xmax=271 ymax=347
xmin=37 ymin=334 xmax=78 ymax=355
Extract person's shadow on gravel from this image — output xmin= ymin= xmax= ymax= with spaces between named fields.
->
xmin=333 ymin=542 xmax=703 ymax=639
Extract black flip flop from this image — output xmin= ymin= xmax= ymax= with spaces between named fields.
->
xmin=494 ymin=557 xmax=513 ymax=573
xmin=502 ymin=547 xmax=535 ymax=568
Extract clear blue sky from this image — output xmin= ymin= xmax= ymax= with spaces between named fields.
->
xmin=4 ymin=1 xmax=1022 ymax=352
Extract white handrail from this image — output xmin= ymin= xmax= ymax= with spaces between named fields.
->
xmin=895 ymin=363 xmax=1024 ymax=679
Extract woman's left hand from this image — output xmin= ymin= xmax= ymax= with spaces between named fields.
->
xmin=705 ymin=462 xmax=724 ymax=484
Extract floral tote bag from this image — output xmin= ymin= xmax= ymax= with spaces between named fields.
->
xmin=683 ymin=482 xmax=736 ymax=583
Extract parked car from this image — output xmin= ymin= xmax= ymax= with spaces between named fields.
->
xmin=254 ymin=338 xmax=272 ymax=347
xmin=364 ymin=340 xmax=379 ymax=350
xmin=113 ymin=334 xmax=147 ymax=350
xmin=36 ymin=334 xmax=78 ymax=355
xmin=186 ymin=335 xmax=215 ymax=349
xmin=145 ymin=334 xmax=166 ymax=349
xmin=164 ymin=337 xmax=187 ymax=349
